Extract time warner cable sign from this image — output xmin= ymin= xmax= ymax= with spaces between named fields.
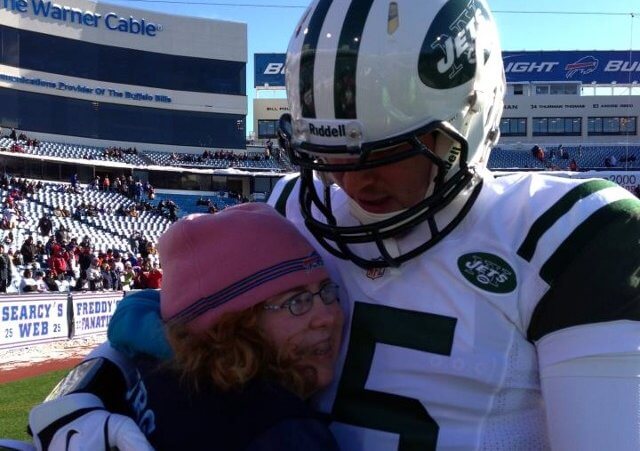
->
xmin=2 ymin=0 xmax=162 ymax=37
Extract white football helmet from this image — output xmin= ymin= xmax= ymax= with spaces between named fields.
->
xmin=280 ymin=0 xmax=505 ymax=268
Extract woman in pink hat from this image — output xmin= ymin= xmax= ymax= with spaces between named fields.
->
xmin=106 ymin=203 xmax=344 ymax=450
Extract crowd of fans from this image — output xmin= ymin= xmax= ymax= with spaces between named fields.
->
xmin=0 ymin=172 xmax=250 ymax=295
xmin=0 ymin=229 xmax=163 ymax=294
xmin=0 ymin=172 xmax=169 ymax=294
xmin=169 ymin=147 xmax=275 ymax=165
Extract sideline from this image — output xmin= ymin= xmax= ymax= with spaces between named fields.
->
xmin=0 ymin=358 xmax=82 ymax=384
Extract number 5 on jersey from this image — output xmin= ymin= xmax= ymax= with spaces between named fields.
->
xmin=332 ymin=302 xmax=457 ymax=451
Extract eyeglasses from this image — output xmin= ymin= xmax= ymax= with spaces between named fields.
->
xmin=263 ymin=282 xmax=340 ymax=316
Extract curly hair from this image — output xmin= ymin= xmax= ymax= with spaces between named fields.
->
xmin=166 ymin=304 xmax=318 ymax=399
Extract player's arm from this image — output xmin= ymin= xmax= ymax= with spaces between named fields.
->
xmin=527 ymin=195 xmax=640 ymax=451
xmin=28 ymin=290 xmax=167 ymax=451
xmin=28 ymin=343 xmax=154 ymax=451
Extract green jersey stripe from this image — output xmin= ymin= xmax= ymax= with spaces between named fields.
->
xmin=299 ymin=0 xmax=333 ymax=118
xmin=539 ymin=198 xmax=640 ymax=285
xmin=274 ymin=176 xmax=299 ymax=217
xmin=517 ymin=179 xmax=616 ymax=262
xmin=334 ymin=0 xmax=375 ymax=119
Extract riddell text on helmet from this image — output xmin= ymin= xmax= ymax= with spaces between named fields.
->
xmin=308 ymin=124 xmax=347 ymax=138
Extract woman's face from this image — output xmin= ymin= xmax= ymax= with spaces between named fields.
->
xmin=258 ymin=279 xmax=344 ymax=396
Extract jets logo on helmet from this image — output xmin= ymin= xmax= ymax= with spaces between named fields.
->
xmin=420 ymin=0 xmax=492 ymax=89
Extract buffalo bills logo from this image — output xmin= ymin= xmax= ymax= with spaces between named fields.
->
xmin=565 ymin=56 xmax=598 ymax=78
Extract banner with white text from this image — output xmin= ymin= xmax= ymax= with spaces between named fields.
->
xmin=72 ymin=292 xmax=123 ymax=337
xmin=0 ymin=294 xmax=70 ymax=349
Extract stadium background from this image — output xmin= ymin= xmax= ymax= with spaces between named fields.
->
xmin=0 ymin=1 xmax=639 ymax=354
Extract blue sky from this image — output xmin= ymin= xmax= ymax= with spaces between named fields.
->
xmin=101 ymin=0 xmax=640 ymax=134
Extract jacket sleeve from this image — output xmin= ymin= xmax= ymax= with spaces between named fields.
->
xmin=108 ymin=288 xmax=173 ymax=360
xmin=246 ymin=418 xmax=339 ymax=451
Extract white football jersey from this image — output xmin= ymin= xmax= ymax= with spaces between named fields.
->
xmin=269 ymin=171 xmax=640 ymax=450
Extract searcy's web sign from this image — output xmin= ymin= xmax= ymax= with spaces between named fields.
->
xmin=2 ymin=0 xmax=162 ymax=37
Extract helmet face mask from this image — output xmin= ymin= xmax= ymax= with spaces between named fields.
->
xmin=282 ymin=0 xmax=505 ymax=269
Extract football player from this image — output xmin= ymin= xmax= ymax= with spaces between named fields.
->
xmin=268 ymin=0 xmax=640 ymax=449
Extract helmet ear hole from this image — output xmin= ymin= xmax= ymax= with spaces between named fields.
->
xmin=277 ymin=114 xmax=293 ymax=153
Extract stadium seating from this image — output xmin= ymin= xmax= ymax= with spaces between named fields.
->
xmin=5 ymin=182 xmax=172 ymax=254
xmin=0 ymin=137 xmax=148 ymax=166
xmin=488 ymin=145 xmax=640 ymax=170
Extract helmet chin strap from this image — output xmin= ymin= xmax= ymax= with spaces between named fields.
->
xmin=347 ymin=197 xmax=405 ymax=225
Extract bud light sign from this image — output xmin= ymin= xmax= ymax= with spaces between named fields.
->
xmin=255 ymin=53 xmax=286 ymax=88
xmin=503 ymin=50 xmax=640 ymax=84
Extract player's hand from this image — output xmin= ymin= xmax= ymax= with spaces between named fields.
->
xmin=29 ymin=393 xmax=154 ymax=451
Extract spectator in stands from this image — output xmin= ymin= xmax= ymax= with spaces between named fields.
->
xmin=569 ymin=158 xmax=578 ymax=172
xmin=34 ymin=271 xmax=49 ymax=292
xmin=108 ymin=262 xmax=122 ymax=292
xmin=20 ymin=268 xmax=37 ymax=293
xmin=145 ymin=242 xmax=157 ymax=264
xmin=605 ymin=155 xmax=617 ymax=168
xmin=125 ymin=252 xmax=138 ymax=268
xmin=112 ymin=252 xmax=124 ymax=273
xmin=143 ymin=262 xmax=163 ymax=289
xmin=103 ymin=175 xmax=111 ymax=192
xmin=0 ymin=244 xmax=12 ymax=293
xmin=80 ymin=235 xmax=92 ymax=249
xmin=3 ymin=230 xmax=13 ymax=246
xmin=9 ymin=128 xmax=17 ymax=141
xmin=87 ymin=257 xmax=103 ymax=291
xmin=43 ymin=269 xmax=59 ymax=292
xmin=20 ymin=236 xmax=36 ymax=265
xmin=44 ymin=236 xmax=56 ymax=256
xmin=78 ymin=245 xmax=93 ymax=284
xmin=34 ymin=240 xmax=46 ymax=265
xmin=558 ymin=144 xmax=568 ymax=159
xmin=70 ymin=173 xmax=79 ymax=192
xmin=138 ymin=235 xmax=150 ymax=260
xmin=38 ymin=214 xmax=53 ymax=237
xmin=55 ymin=225 xmax=69 ymax=244
xmin=11 ymin=249 xmax=23 ymax=267
xmin=58 ymin=270 xmax=76 ymax=293
xmin=134 ymin=180 xmax=143 ymax=202
xmin=100 ymin=262 xmax=113 ymax=291
xmin=2 ymin=203 xmax=16 ymax=229
xmin=50 ymin=249 xmax=68 ymax=277
xmin=121 ymin=261 xmax=135 ymax=291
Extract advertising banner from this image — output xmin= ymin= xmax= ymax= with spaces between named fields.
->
xmin=255 ymin=53 xmax=286 ymax=88
xmin=503 ymin=51 xmax=640 ymax=84
xmin=72 ymin=292 xmax=123 ymax=337
xmin=0 ymin=294 xmax=70 ymax=349
xmin=255 ymin=51 xmax=640 ymax=87
xmin=570 ymin=170 xmax=640 ymax=194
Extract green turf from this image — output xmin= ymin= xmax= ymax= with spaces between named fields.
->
xmin=0 ymin=369 xmax=69 ymax=441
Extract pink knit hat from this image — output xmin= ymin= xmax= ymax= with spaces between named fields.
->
xmin=158 ymin=203 xmax=328 ymax=333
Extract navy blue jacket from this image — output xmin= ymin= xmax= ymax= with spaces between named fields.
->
xmin=136 ymin=358 xmax=339 ymax=451
xmin=109 ymin=290 xmax=339 ymax=451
